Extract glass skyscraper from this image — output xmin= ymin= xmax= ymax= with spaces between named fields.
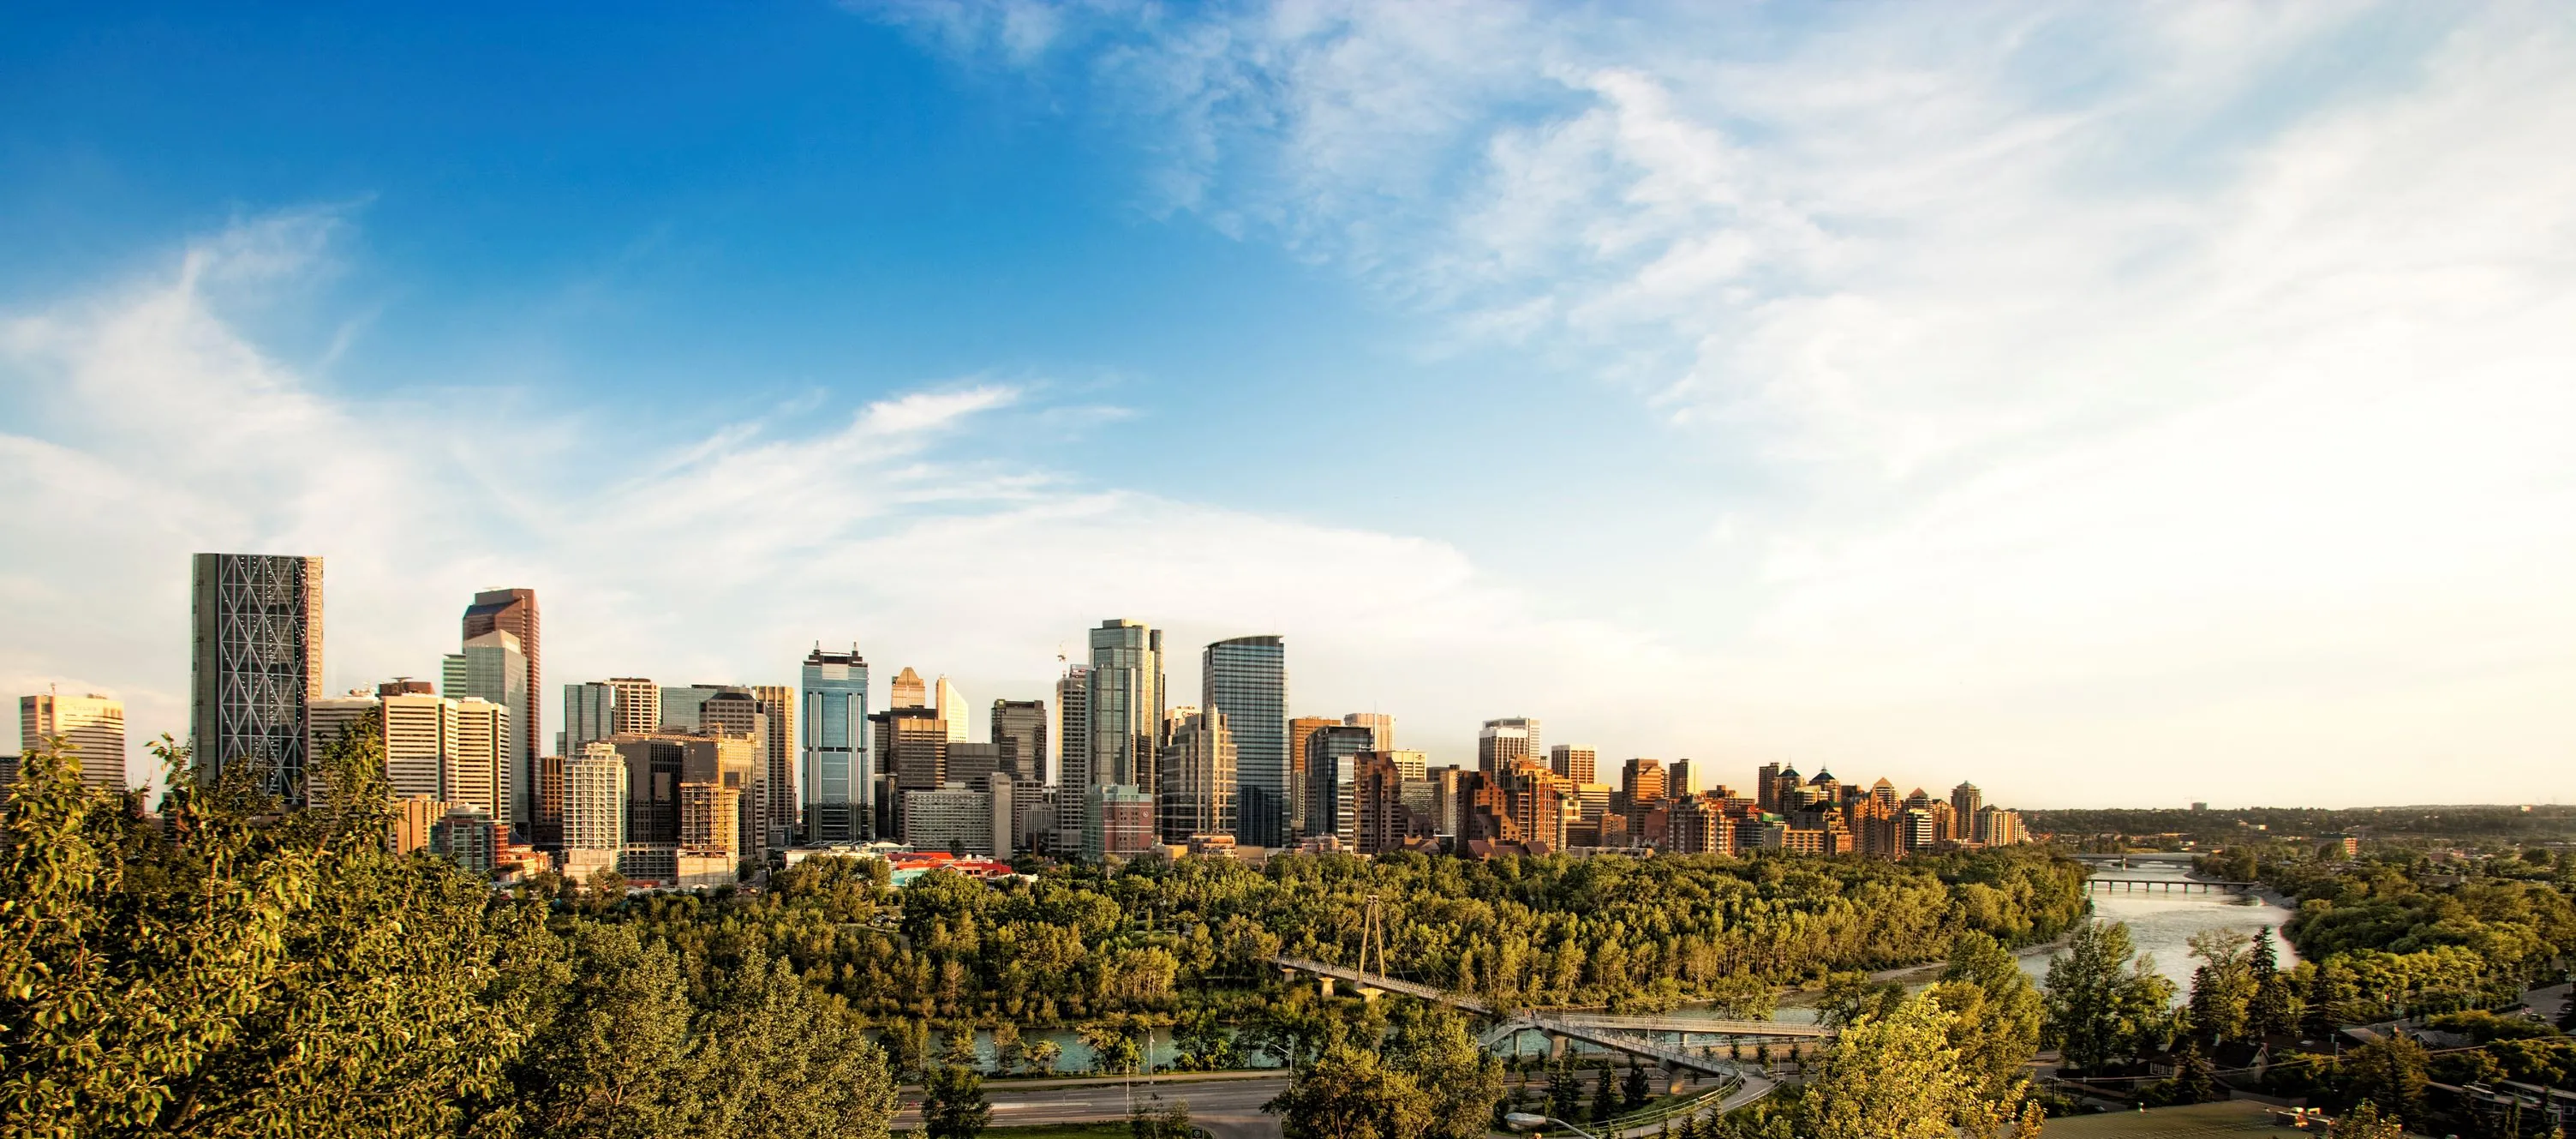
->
xmin=801 ymin=645 xmax=870 ymax=842
xmin=1203 ymin=634 xmax=1287 ymax=847
xmin=189 ymin=552 xmax=323 ymax=803
xmin=1086 ymin=620 xmax=1163 ymax=791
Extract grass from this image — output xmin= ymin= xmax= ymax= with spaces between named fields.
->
xmin=2035 ymin=1100 xmax=2323 ymax=1137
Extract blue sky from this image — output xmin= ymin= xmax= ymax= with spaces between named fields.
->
xmin=5 ymin=2 xmax=2573 ymax=806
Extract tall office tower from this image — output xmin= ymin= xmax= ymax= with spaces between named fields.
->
xmin=563 ymin=742 xmax=627 ymax=881
xmin=990 ymin=698 xmax=1048 ymax=784
xmin=1285 ymin=716 xmax=1338 ymax=837
xmin=1807 ymin=769 xmax=1840 ymax=806
xmin=188 ymin=553 xmax=324 ymax=801
xmin=1476 ymin=717 xmax=1541 ymax=776
xmin=947 ymin=741 xmax=1003 ymax=785
xmin=700 ymin=686 xmax=771 ymax=850
xmin=1053 ymin=665 xmax=1090 ymax=855
xmin=1623 ymin=758 xmax=1667 ymax=804
xmin=1383 ymin=750 xmax=1429 ymax=781
xmin=1869 ymin=777 xmax=1898 ymax=810
xmin=1951 ymin=782 xmax=1982 ymax=821
xmin=659 ymin=684 xmax=724 ymax=732
xmin=1342 ymin=711 xmax=1393 ymax=752
xmin=451 ymin=697 xmax=510 ymax=819
xmin=1668 ymin=758 xmax=1698 ymax=797
xmin=444 ymin=629 xmax=530 ymax=828
xmin=306 ymin=692 xmax=380 ymax=782
xmin=890 ymin=667 xmax=928 ymax=710
xmin=1549 ymin=744 xmax=1597 ymax=785
xmin=380 ymin=690 xmax=460 ymax=801
xmin=562 ymin=681 xmax=617 ymax=755
xmin=459 ymin=589 xmax=540 ymax=820
xmin=750 ymin=684 xmax=797 ymax=844
xmin=934 ymin=676 xmax=967 ymax=742
xmin=1755 ymin=762 xmax=1782 ymax=811
xmin=1086 ymin=620 xmax=1163 ymax=794
xmin=1302 ymin=723 xmax=1375 ymax=848
xmin=1429 ymin=765 xmax=1472 ymax=838
xmin=614 ymin=735 xmax=687 ymax=847
xmin=607 ymin=679 xmax=660 ymax=735
xmin=801 ymin=646 xmax=870 ymax=843
xmin=871 ymin=705 xmax=947 ymax=839
xmin=1354 ymin=754 xmax=1413 ymax=855
xmin=20 ymin=692 xmax=127 ymax=790
xmin=1204 ymin=636 xmax=1288 ymax=848
xmin=1157 ymin=706 xmax=1236 ymax=842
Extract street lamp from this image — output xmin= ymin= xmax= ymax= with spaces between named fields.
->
xmin=1503 ymin=1112 xmax=1605 ymax=1139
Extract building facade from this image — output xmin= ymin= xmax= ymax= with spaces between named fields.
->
xmin=1054 ymin=665 xmax=1090 ymax=856
xmin=1301 ymin=723 xmax=1375 ymax=849
xmin=20 ymin=692 xmax=126 ymax=790
xmin=1203 ymin=635 xmax=1288 ymax=848
xmin=444 ymin=628 xmax=529 ymax=828
xmin=1476 ymin=717 xmax=1540 ymax=777
xmin=1086 ymin=620 xmax=1163 ymax=793
xmin=1286 ymin=716 xmax=1339 ymax=839
xmin=561 ymin=681 xmax=617 ymax=755
xmin=189 ymin=553 xmax=324 ymax=801
xmin=1157 ymin=706 xmax=1236 ymax=842
xmin=1548 ymin=744 xmax=1597 ymax=785
xmin=800 ymin=646 xmax=870 ymax=842
xmin=607 ymin=678 xmax=659 ymax=736
xmin=458 ymin=589 xmax=540 ymax=825
xmin=990 ymin=698 xmax=1048 ymax=784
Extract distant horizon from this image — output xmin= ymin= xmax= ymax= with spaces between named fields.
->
xmin=7 ymin=3 xmax=2573 ymax=809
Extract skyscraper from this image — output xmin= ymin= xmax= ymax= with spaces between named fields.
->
xmin=1755 ymin=762 xmax=1782 ymax=811
xmin=1286 ymin=716 xmax=1339 ymax=838
xmin=563 ymin=741 xmax=626 ymax=883
xmin=1549 ymin=744 xmax=1597 ymax=785
xmin=1157 ymin=706 xmax=1236 ymax=842
xmin=451 ymin=696 xmax=510 ymax=820
xmin=991 ymin=698 xmax=1048 ymax=784
xmin=1054 ymin=665 xmax=1090 ymax=854
xmin=459 ymin=588 xmax=539 ymax=821
xmin=800 ymin=646 xmax=870 ymax=842
xmin=380 ymin=687 xmax=459 ymax=801
xmin=20 ymin=692 xmax=126 ymax=790
xmin=607 ymin=678 xmax=660 ymax=736
xmin=1623 ymin=758 xmax=1667 ymax=804
xmin=1302 ymin=723 xmax=1375 ymax=848
xmin=1204 ymin=635 xmax=1288 ymax=848
xmin=189 ymin=553 xmax=324 ymax=801
xmin=890 ymin=667 xmax=928 ymax=710
xmin=934 ymin=675 xmax=967 ymax=742
xmin=750 ymin=684 xmax=797 ymax=845
xmin=1668 ymin=758 xmax=1698 ymax=797
xmin=444 ymin=628 xmax=530 ymax=827
xmin=659 ymin=683 xmax=724 ymax=731
xmin=1086 ymin=620 xmax=1163 ymax=794
xmin=1342 ymin=711 xmax=1393 ymax=751
xmin=562 ymin=681 xmax=617 ymax=756
xmin=1951 ymin=782 xmax=1983 ymax=821
xmin=1476 ymin=717 xmax=1540 ymax=777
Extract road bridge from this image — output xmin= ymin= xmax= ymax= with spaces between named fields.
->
xmin=2083 ymin=878 xmax=2257 ymax=894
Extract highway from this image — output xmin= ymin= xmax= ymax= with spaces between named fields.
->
xmin=894 ymin=1074 xmax=1288 ymax=1138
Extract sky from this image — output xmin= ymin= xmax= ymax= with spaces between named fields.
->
xmin=3 ymin=1 xmax=2573 ymax=808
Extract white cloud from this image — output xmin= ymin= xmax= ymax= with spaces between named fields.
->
xmin=0 ymin=215 xmax=1696 ymax=789
xmin=864 ymin=0 xmax=2576 ymax=803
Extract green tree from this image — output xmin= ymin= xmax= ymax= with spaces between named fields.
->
xmin=1129 ymin=1093 xmax=1192 ymax=1139
xmin=2185 ymin=929 xmax=2254 ymax=1046
xmin=1265 ymin=1043 xmax=1433 ymax=1139
xmin=676 ymin=945 xmax=899 ymax=1139
xmin=883 ymin=1018 xmax=931 ymax=1082
xmin=2042 ymin=919 xmax=2176 ymax=1072
xmin=1622 ymin=1062 xmax=1651 ymax=1112
xmin=1379 ymin=1004 xmax=1504 ymax=1139
xmin=2332 ymin=1100 xmax=2406 ymax=1139
xmin=1548 ymin=1059 xmax=1581 ymax=1122
xmin=1590 ymin=1065 xmax=1616 ymax=1122
xmin=921 ymin=1064 xmax=989 ymax=1139
xmin=1930 ymin=932 xmax=2045 ymax=1111
xmin=1797 ymin=996 xmax=1983 ymax=1139
xmin=2338 ymin=1036 xmax=2428 ymax=1125
xmin=942 ymin=1022 xmax=980 ymax=1068
xmin=1024 ymin=1039 xmax=1062 ymax=1077
xmin=990 ymin=1023 xmax=1021 ymax=1076
xmin=1817 ymin=971 xmax=1905 ymax=1028
xmin=1079 ymin=1020 xmax=1143 ymax=1077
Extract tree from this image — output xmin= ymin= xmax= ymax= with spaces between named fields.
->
xmin=1591 ymin=1065 xmax=1617 ymax=1122
xmin=1079 ymin=1020 xmax=1142 ymax=1077
xmin=2338 ymin=1036 xmax=2428 ymax=1125
xmin=942 ymin=1022 xmax=980 ymax=1068
xmin=1932 ymin=932 xmax=2046 ymax=1107
xmin=1174 ymin=1010 xmax=1240 ymax=1071
xmin=2185 ymin=929 xmax=2254 ymax=1046
xmin=1818 ymin=971 xmax=1905 ymax=1028
xmin=2162 ymin=1040 xmax=2219 ymax=1106
xmin=1130 ymin=1093 xmax=1192 ymax=1139
xmin=1623 ymin=1062 xmax=1651 ymax=1112
xmin=1265 ymin=1043 xmax=1434 ymax=1139
xmin=2332 ymin=1100 xmax=2406 ymax=1139
xmin=1024 ymin=1039 xmax=1062 ymax=1077
xmin=922 ymin=1064 xmax=990 ymax=1139
xmin=677 ymin=945 xmax=901 ymax=1139
xmin=2042 ymin=919 xmax=2176 ymax=1072
xmin=991 ymin=1023 xmax=1021 ymax=1076
xmin=1797 ymin=996 xmax=1982 ymax=1139
xmin=884 ymin=1018 xmax=931 ymax=1082
xmin=1379 ymin=1004 xmax=1505 ymax=1139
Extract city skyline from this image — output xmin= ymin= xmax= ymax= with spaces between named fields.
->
xmin=6 ymin=4 xmax=2575 ymax=807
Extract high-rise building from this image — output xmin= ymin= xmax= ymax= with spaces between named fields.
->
xmin=1302 ymin=723 xmax=1374 ymax=848
xmin=1157 ymin=706 xmax=1236 ymax=842
xmin=1285 ymin=716 xmax=1339 ymax=838
xmin=906 ymin=782 xmax=1002 ymax=857
xmin=189 ymin=553 xmax=324 ymax=801
xmin=1623 ymin=758 xmax=1667 ymax=805
xmin=890 ymin=667 xmax=928 ymax=710
xmin=459 ymin=589 xmax=540 ymax=824
xmin=20 ymin=692 xmax=126 ymax=790
xmin=444 ymin=628 xmax=529 ymax=828
xmin=451 ymin=696 xmax=510 ymax=820
xmin=1951 ymin=782 xmax=1983 ymax=821
xmin=1086 ymin=620 xmax=1163 ymax=794
xmin=562 ymin=682 xmax=618 ymax=756
xmin=1204 ymin=636 xmax=1288 ymax=848
xmin=659 ymin=684 xmax=724 ymax=732
xmin=700 ymin=687 xmax=773 ymax=855
xmin=1342 ymin=711 xmax=1393 ymax=752
xmin=990 ymin=698 xmax=1048 ymax=784
xmin=1548 ymin=744 xmax=1597 ymax=785
xmin=1054 ymin=665 xmax=1090 ymax=855
xmin=380 ymin=690 xmax=460 ymax=801
xmin=934 ymin=675 xmax=967 ymax=742
xmin=872 ymin=705 xmax=947 ymax=840
xmin=606 ymin=679 xmax=660 ymax=736
xmin=800 ymin=647 xmax=870 ymax=842
xmin=1354 ymin=753 xmax=1414 ymax=855
xmin=1755 ymin=762 xmax=1783 ymax=811
xmin=1083 ymin=784 xmax=1156 ymax=860
xmin=1668 ymin=758 xmax=1699 ymax=797
xmin=1476 ymin=717 xmax=1541 ymax=777
xmin=432 ymin=805 xmax=499 ymax=874
xmin=947 ymin=741 xmax=1002 ymax=785
xmin=563 ymin=741 xmax=626 ymax=883
xmin=750 ymin=684 xmax=797 ymax=846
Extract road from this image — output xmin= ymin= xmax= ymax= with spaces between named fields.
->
xmin=894 ymin=1075 xmax=1288 ymax=1139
